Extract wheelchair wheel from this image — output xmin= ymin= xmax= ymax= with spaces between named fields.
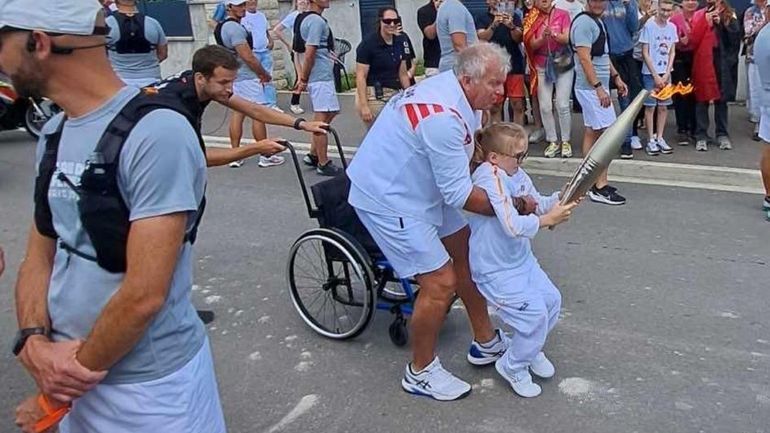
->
xmin=388 ymin=314 xmax=408 ymax=347
xmin=287 ymin=228 xmax=375 ymax=340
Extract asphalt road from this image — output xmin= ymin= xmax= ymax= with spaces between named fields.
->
xmin=0 ymin=129 xmax=769 ymax=433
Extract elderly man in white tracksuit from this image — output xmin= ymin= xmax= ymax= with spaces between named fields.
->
xmin=347 ymin=42 xmax=513 ymax=401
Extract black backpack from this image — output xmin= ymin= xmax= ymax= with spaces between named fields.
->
xmin=569 ymin=12 xmax=611 ymax=59
xmin=34 ymin=90 xmax=206 ymax=273
xmin=215 ymin=17 xmax=254 ymax=50
xmin=111 ymin=12 xmax=153 ymax=54
xmin=292 ymin=11 xmax=335 ymax=53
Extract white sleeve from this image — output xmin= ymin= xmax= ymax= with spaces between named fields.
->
xmin=416 ymin=113 xmax=474 ymax=209
xmin=474 ymin=164 xmax=540 ymax=239
xmin=518 ymin=171 xmax=560 ymax=216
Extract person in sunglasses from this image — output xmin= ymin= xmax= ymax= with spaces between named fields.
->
xmin=355 ymin=7 xmax=414 ymax=127
xmin=467 ymin=122 xmax=578 ymax=398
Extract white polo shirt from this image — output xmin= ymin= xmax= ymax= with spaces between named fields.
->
xmin=347 ymin=71 xmax=482 ymax=226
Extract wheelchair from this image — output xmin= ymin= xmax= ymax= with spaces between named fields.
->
xmin=283 ymin=129 xmax=418 ymax=346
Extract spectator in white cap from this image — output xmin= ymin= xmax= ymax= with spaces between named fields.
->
xmin=0 ymin=1 xmax=226 ymax=432
xmin=105 ymin=0 xmax=169 ymax=87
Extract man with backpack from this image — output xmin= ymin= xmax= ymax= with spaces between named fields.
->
xmin=216 ymin=0 xmax=283 ymax=168
xmin=2 ymin=0 xmax=226 ymax=431
xmin=105 ymin=0 xmax=168 ymax=87
xmin=571 ymin=0 xmax=629 ymax=206
xmin=294 ymin=0 xmax=342 ymax=176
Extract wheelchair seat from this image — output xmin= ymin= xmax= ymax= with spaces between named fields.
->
xmin=310 ymin=174 xmax=384 ymax=260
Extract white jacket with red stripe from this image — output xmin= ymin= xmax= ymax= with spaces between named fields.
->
xmin=347 ymin=71 xmax=482 ymax=226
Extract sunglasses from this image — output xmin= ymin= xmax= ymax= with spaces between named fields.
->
xmin=381 ymin=18 xmax=402 ymax=25
xmin=500 ymin=150 xmax=528 ymax=163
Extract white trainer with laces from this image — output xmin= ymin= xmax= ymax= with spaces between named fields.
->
xmin=401 ymin=357 xmax=472 ymax=401
xmin=467 ymin=328 xmax=507 ymax=366
xmin=630 ymin=136 xmax=642 ymax=150
xmin=657 ymin=138 xmax=673 ymax=154
xmin=495 ymin=359 xmax=542 ymax=398
xmin=258 ymin=155 xmax=285 ymax=167
xmin=289 ymin=104 xmax=304 ymax=115
xmin=228 ymin=159 xmax=244 ymax=168
xmin=529 ymin=352 xmax=555 ymax=378
xmin=646 ymin=139 xmax=660 ymax=156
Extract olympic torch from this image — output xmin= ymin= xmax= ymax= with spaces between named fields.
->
xmin=560 ymin=89 xmax=650 ymax=205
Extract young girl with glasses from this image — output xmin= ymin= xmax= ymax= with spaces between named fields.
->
xmin=467 ymin=122 xmax=579 ymax=398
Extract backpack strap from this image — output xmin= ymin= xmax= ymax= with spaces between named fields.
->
xmin=33 ymin=117 xmax=67 ymax=240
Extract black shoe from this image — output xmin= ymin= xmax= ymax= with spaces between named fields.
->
xmin=588 ymin=185 xmax=626 ymax=206
xmin=196 ymin=310 xmax=215 ymax=324
xmin=677 ymin=132 xmax=690 ymax=146
xmin=303 ymin=153 xmax=319 ymax=167
xmin=316 ymin=160 xmax=342 ymax=176
xmin=753 ymin=133 xmax=761 ymax=142
xmin=620 ymin=146 xmax=633 ymax=159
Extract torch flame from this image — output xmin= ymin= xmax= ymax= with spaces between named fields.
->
xmin=651 ymin=82 xmax=694 ymax=100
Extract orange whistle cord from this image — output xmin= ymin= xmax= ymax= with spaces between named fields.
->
xmin=33 ymin=394 xmax=71 ymax=433
xmin=651 ymin=81 xmax=694 ymax=100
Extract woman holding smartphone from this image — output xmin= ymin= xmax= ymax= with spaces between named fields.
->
xmin=354 ymin=7 xmax=415 ymax=127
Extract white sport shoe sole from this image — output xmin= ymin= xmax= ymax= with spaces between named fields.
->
xmin=495 ymin=360 xmax=542 ymax=398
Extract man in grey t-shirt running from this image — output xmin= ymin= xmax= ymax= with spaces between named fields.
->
xmin=437 ymin=0 xmax=479 ymax=72
xmin=2 ymin=1 xmax=225 ymax=431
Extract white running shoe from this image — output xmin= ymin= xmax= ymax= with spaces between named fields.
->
xmin=657 ymin=138 xmax=673 ymax=154
xmin=529 ymin=352 xmax=555 ymax=379
xmin=401 ymin=357 xmax=472 ymax=401
xmin=258 ymin=155 xmax=285 ymax=167
xmin=495 ymin=359 xmax=542 ymax=398
xmin=467 ymin=329 xmax=507 ymax=366
xmin=695 ymin=140 xmax=708 ymax=151
xmin=630 ymin=136 xmax=643 ymax=150
xmin=289 ymin=104 xmax=305 ymax=115
xmin=528 ymin=128 xmax=545 ymax=144
xmin=645 ymin=139 xmax=660 ymax=156
xmin=718 ymin=136 xmax=732 ymax=150
xmin=269 ymin=104 xmax=285 ymax=113
xmin=229 ymin=159 xmax=244 ymax=168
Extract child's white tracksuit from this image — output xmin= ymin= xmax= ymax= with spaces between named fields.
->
xmin=467 ymin=163 xmax=562 ymax=373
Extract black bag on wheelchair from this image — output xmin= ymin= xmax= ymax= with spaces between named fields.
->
xmin=310 ymin=174 xmax=383 ymax=259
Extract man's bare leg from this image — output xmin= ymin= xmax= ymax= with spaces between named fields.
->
xmin=229 ymin=111 xmax=246 ymax=149
xmin=511 ymin=98 xmax=525 ymax=126
xmin=441 ymin=225 xmax=495 ymax=344
xmin=582 ymin=127 xmax=609 ymax=188
xmin=251 ymin=117 xmax=267 ymax=142
xmin=411 ymin=262 xmax=458 ymax=371
xmin=313 ymin=111 xmax=337 ymax=165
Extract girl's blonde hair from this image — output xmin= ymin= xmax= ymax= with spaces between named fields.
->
xmin=471 ymin=122 xmax=528 ymax=172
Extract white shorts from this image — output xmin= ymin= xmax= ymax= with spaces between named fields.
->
xmin=233 ymin=79 xmax=269 ymax=105
xmin=355 ymin=206 xmax=467 ymax=278
xmin=60 ymin=338 xmax=226 ymax=433
xmin=308 ymin=80 xmax=340 ymax=113
xmin=760 ymin=106 xmax=770 ymax=143
xmin=575 ymin=88 xmax=617 ymax=130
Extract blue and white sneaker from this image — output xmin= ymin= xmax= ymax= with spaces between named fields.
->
xmin=467 ymin=328 xmax=507 ymax=366
xmin=401 ymin=357 xmax=471 ymax=401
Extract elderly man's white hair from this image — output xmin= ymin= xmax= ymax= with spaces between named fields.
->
xmin=453 ymin=42 xmax=511 ymax=81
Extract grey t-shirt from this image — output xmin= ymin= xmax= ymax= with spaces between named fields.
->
xmin=219 ymin=19 xmax=258 ymax=81
xmin=105 ymin=14 xmax=167 ymax=83
xmin=437 ymin=0 xmax=479 ymax=72
xmin=36 ymin=86 xmax=207 ymax=385
xmin=299 ymin=13 xmax=334 ymax=83
xmin=571 ymin=13 xmax=610 ymax=90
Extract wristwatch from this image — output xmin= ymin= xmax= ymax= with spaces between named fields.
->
xmin=593 ymin=81 xmax=603 ymax=89
xmin=12 ymin=327 xmax=49 ymax=356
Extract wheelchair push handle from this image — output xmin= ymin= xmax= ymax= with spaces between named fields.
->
xmin=320 ymin=125 xmax=348 ymax=169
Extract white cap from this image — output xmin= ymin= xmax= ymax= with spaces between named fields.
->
xmin=225 ymin=0 xmax=248 ymax=5
xmin=0 ymin=0 xmax=104 ymax=35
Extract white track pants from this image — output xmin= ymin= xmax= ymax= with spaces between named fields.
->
xmin=477 ymin=261 xmax=561 ymax=372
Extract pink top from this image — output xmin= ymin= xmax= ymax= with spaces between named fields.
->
xmin=529 ymin=8 xmax=571 ymax=69
xmin=670 ymin=11 xmax=695 ymax=52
